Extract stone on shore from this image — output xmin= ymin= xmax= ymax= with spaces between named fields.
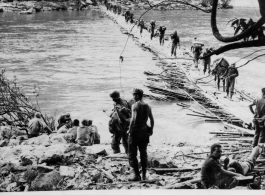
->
xmin=59 ymin=166 xmax=75 ymax=177
xmin=31 ymin=170 xmax=62 ymax=191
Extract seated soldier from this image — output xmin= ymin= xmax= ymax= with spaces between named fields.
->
xmin=224 ymin=146 xmax=261 ymax=176
xmin=64 ymin=119 xmax=79 ymax=143
xmin=88 ymin=120 xmax=100 ymax=144
xmin=27 ymin=112 xmax=53 ymax=138
xmin=201 ymin=143 xmax=244 ymax=189
xmin=76 ymin=119 xmax=95 ymax=146
xmin=57 ymin=113 xmax=72 ymax=130
xmin=57 ymin=121 xmax=73 ymax=134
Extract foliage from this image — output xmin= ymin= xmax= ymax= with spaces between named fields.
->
xmin=221 ymin=0 xmax=232 ymax=8
xmin=0 ymin=69 xmax=55 ymax=132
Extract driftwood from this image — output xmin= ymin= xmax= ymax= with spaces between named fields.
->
xmin=89 ymin=179 xmax=159 ymax=186
xmin=210 ymin=131 xmax=245 ymax=136
xmin=224 ymin=123 xmax=254 ymax=135
xmin=161 ymin=178 xmax=201 ymax=189
xmin=151 ymin=167 xmax=201 ymax=174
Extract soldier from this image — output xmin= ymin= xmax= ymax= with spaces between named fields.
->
xmin=223 ymin=63 xmax=239 ymax=100
xmin=170 ymin=30 xmax=180 ymax=57
xmin=139 ymin=19 xmax=145 ymax=36
xmin=150 ymin=20 xmax=156 ymax=40
xmin=158 ymin=25 xmax=166 ymax=45
xmin=109 ymin=91 xmax=131 ymax=154
xmin=128 ymin=88 xmax=154 ymax=181
xmin=249 ymin=88 xmax=265 ymax=147
xmin=27 ymin=112 xmax=52 ymax=138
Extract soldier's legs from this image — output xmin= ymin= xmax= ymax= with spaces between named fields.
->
xmin=111 ymin=133 xmax=122 ymax=153
xmin=229 ymin=78 xmax=235 ymax=98
xmin=121 ymin=133 xmax=128 ymax=154
xmin=226 ymin=79 xmax=231 ymax=96
xmin=253 ymin=122 xmax=260 ymax=147
xmin=258 ymin=126 xmax=265 ymax=145
xmin=171 ymin=44 xmax=175 ymax=56
xmin=193 ymin=53 xmax=199 ymax=68
xmin=128 ymin=136 xmax=138 ymax=167
xmin=138 ymin=142 xmax=148 ymax=169
xmin=203 ymin=62 xmax=207 ymax=74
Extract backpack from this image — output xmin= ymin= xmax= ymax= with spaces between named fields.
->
xmin=193 ymin=43 xmax=202 ymax=53
xmin=108 ymin=102 xmax=131 ymax=134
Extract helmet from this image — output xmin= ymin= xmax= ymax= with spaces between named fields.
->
xmin=110 ymin=91 xmax=120 ymax=99
xmin=132 ymin=88 xmax=143 ymax=95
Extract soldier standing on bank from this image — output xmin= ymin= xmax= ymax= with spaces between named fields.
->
xmin=128 ymin=88 xmax=154 ymax=181
xmin=109 ymin=91 xmax=131 ymax=154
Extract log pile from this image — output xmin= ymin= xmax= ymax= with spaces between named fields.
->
xmin=144 ymin=67 xmax=250 ymax=128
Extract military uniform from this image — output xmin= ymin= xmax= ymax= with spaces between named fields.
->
xmin=111 ymin=99 xmax=131 ymax=153
xmin=128 ymin=101 xmax=151 ymax=174
xmin=223 ymin=66 xmax=239 ymax=97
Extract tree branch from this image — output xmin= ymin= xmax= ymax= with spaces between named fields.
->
xmin=211 ymin=0 xmax=265 ymax=43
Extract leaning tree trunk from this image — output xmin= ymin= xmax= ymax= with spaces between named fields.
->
xmin=211 ymin=0 xmax=265 ymax=42
xmin=201 ymin=0 xmax=265 ymax=58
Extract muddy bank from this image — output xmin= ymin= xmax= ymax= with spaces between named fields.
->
xmin=0 ymin=131 xmax=211 ymax=191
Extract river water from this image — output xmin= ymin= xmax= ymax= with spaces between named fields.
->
xmin=0 ymin=7 xmax=264 ymax=146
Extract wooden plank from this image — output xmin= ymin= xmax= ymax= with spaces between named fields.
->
xmin=151 ymin=167 xmax=201 ymax=173
xmin=224 ymin=123 xmax=254 ymax=135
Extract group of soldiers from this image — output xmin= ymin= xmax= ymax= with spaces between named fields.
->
xmin=104 ymin=1 xmax=265 ymax=186
xmin=27 ymin=112 xmax=100 ymax=146
xmin=108 ymin=89 xmax=154 ymax=181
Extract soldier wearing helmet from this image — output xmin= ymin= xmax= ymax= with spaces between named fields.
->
xmin=27 ymin=112 xmax=53 ymax=138
xmin=109 ymin=90 xmax=131 ymax=154
xmin=150 ymin=20 xmax=156 ymax=40
xmin=128 ymin=88 xmax=154 ymax=181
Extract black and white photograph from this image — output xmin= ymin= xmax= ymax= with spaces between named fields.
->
xmin=0 ymin=0 xmax=264 ymax=192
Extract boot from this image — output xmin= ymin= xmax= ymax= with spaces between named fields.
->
xmin=128 ymin=166 xmax=141 ymax=181
xmin=142 ymin=167 xmax=147 ymax=181
xmin=230 ymin=92 xmax=233 ymax=100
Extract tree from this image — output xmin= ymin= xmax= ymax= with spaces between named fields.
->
xmin=203 ymin=0 xmax=265 ymax=58
xmin=0 ymin=69 xmax=55 ymax=133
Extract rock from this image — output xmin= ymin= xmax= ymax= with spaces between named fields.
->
xmin=6 ymin=182 xmax=17 ymax=192
xmin=23 ymin=168 xmax=38 ymax=183
xmin=91 ymin=171 xmax=103 ymax=183
xmin=8 ymin=139 xmax=21 ymax=146
xmin=86 ymin=147 xmax=108 ymax=156
xmin=64 ymin=143 xmax=81 ymax=153
xmin=36 ymin=165 xmax=54 ymax=173
xmin=20 ymin=154 xmax=37 ymax=166
xmin=0 ymin=139 xmax=9 ymax=147
xmin=25 ymin=134 xmax=50 ymax=146
xmin=0 ymin=163 xmax=15 ymax=176
xmin=39 ymin=154 xmax=64 ymax=165
xmin=50 ymin=134 xmax=67 ymax=145
xmin=31 ymin=170 xmax=62 ymax=191
xmin=59 ymin=166 xmax=75 ymax=177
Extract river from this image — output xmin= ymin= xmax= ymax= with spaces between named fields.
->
xmin=0 ymin=7 xmax=263 ymax=147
